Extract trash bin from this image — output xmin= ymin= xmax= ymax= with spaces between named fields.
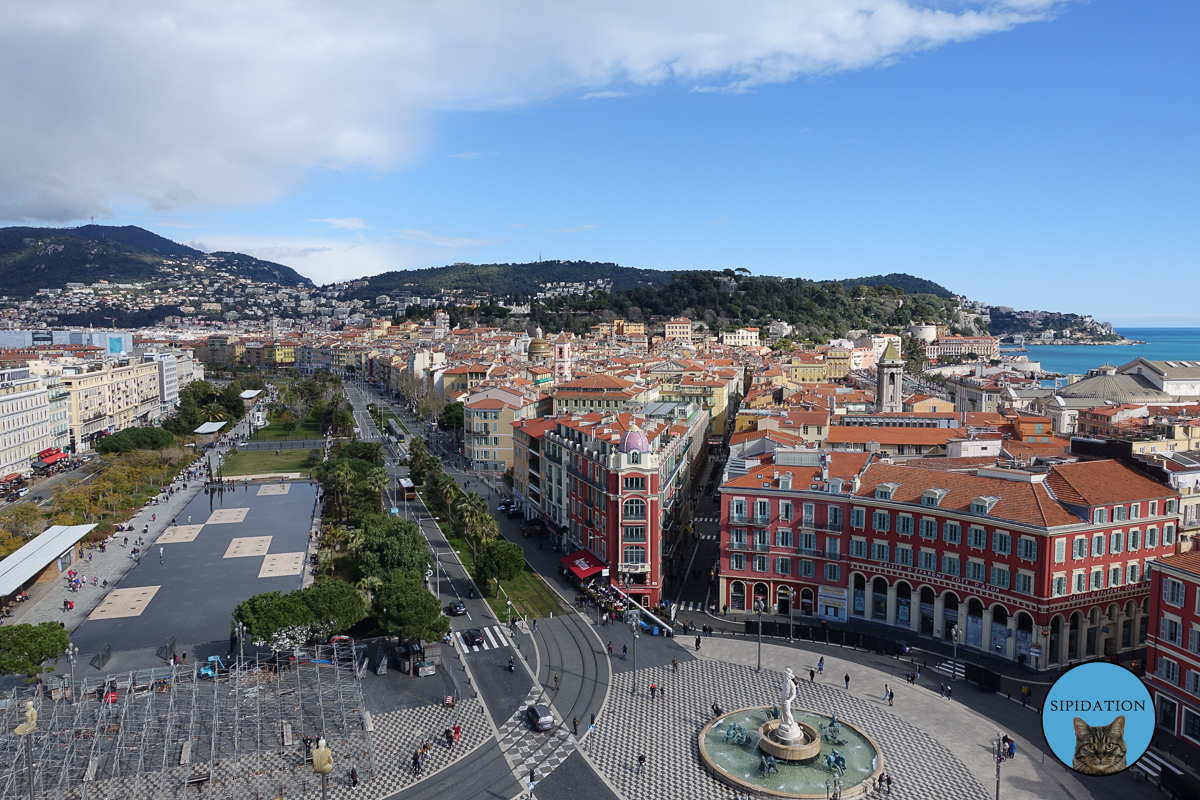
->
xmin=1133 ymin=768 xmax=1144 ymax=782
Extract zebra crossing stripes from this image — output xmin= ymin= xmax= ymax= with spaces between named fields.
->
xmin=1136 ymin=750 xmax=1181 ymax=784
xmin=693 ymin=516 xmax=719 ymax=523
xmin=677 ymin=601 xmax=709 ymax=612
xmin=935 ymin=660 xmax=966 ymax=679
xmin=456 ymin=625 xmax=511 ymax=652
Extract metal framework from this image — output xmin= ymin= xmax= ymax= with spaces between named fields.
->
xmin=0 ymin=642 xmax=374 ymax=799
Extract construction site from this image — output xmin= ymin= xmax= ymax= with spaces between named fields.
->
xmin=0 ymin=642 xmax=375 ymax=800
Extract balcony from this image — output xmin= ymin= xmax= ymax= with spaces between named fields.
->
xmin=750 ymin=513 xmax=772 ymax=526
xmin=729 ymin=513 xmax=748 ymax=524
xmin=730 ymin=541 xmax=747 ymax=551
xmin=753 ymin=542 xmax=771 ymax=552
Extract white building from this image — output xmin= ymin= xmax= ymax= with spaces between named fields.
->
xmin=720 ymin=328 xmax=761 ymax=348
xmin=0 ymin=367 xmax=51 ymax=478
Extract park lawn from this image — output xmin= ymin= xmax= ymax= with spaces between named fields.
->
xmin=223 ymin=448 xmax=314 ymax=476
xmin=255 ymin=413 xmax=322 ymax=441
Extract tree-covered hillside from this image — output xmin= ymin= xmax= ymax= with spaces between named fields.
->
xmin=343 ymin=260 xmax=676 ymax=299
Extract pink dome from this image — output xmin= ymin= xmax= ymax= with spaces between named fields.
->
xmin=619 ymin=423 xmax=649 ymax=453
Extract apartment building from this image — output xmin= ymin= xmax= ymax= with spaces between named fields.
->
xmin=663 ymin=319 xmax=692 ymax=342
xmin=1146 ymin=552 xmax=1200 ymax=759
xmin=719 ymin=456 xmax=1178 ymax=667
xmin=0 ymin=367 xmax=51 ymax=478
xmin=60 ymin=359 xmax=161 ymax=452
xmin=721 ymin=328 xmax=761 ymax=348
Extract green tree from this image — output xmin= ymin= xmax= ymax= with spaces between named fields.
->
xmin=438 ymin=402 xmax=464 ymax=432
xmin=0 ymin=622 xmax=70 ymax=680
xmin=375 ymin=571 xmax=450 ymax=674
xmin=366 ymin=467 xmax=391 ymax=510
xmin=358 ymin=441 xmax=386 ymax=466
xmin=477 ymin=539 xmax=526 ymax=598
xmin=302 ymin=578 xmax=366 ymax=640
xmin=0 ymin=503 xmax=44 ymax=541
xmin=232 ymin=591 xmax=311 ymax=650
xmin=200 ymin=403 xmax=227 ymax=422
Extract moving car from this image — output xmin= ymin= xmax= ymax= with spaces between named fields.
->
xmin=893 ymin=640 xmax=912 ymax=656
xmin=525 ymin=704 xmax=554 ymax=732
xmin=463 ymin=629 xmax=485 ymax=647
xmin=449 ymin=599 xmax=466 ymax=616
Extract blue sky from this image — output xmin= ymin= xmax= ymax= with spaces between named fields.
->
xmin=1 ymin=1 xmax=1196 ymax=324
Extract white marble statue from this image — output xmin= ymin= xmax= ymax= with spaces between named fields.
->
xmin=777 ymin=668 xmax=801 ymax=741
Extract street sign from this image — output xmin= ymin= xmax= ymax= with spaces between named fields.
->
xmin=1028 ymin=647 xmax=1043 ymax=656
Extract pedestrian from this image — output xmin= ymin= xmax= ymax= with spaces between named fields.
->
xmin=532 ymin=619 xmax=537 ymax=633
xmin=123 ymin=536 xmax=128 ymax=547
xmin=650 ymin=683 xmax=657 ymax=699
xmin=882 ymin=683 xmax=889 ymax=701
xmin=181 ymin=652 xmax=187 ymax=664
xmin=159 ymin=545 xmax=164 ymax=564
xmin=187 ymin=515 xmax=191 ymax=524
xmin=915 ymin=666 xmax=921 ymax=680
xmin=877 ymin=773 xmax=885 ymax=792
xmin=411 ymin=750 xmax=422 ymax=775
xmin=453 ymin=724 xmax=461 ymax=744
xmin=350 ymin=766 xmax=358 ymax=788
xmin=939 ymin=683 xmax=945 ymax=699
xmin=947 ymin=685 xmax=953 ymax=702
xmin=886 ymin=773 xmax=892 ymax=794
xmin=636 ymin=753 xmax=647 ymax=775
xmin=723 ymin=604 xmax=728 ymax=617
xmin=844 ymin=673 xmax=850 ymax=690
xmin=554 ymin=673 xmax=560 ymax=691
xmin=1021 ymin=685 xmax=1029 ymax=706
xmin=888 ymin=690 xmax=894 ymax=707
xmin=621 ymin=644 xmax=628 ymax=660
xmin=607 ymin=641 xmax=613 ymax=657
xmin=817 ymin=657 xmax=824 ymax=674
xmin=573 ymin=716 xmax=579 ymax=736
xmin=809 ymin=669 xmax=816 ymax=683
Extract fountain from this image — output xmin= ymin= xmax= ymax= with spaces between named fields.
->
xmin=698 ymin=667 xmax=884 ymax=798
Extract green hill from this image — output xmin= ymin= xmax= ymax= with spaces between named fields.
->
xmin=343 ymin=260 xmax=676 ymax=299
xmin=0 ymin=224 xmax=312 ymax=297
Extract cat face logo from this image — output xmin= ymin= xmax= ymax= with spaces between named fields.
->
xmin=1041 ymin=663 xmax=1152 ymax=777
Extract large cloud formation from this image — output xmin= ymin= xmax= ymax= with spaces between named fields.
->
xmin=0 ymin=1 xmax=1058 ymax=222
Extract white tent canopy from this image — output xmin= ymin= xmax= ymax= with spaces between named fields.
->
xmin=0 ymin=524 xmax=96 ymax=597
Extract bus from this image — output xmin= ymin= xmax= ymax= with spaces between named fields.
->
xmin=398 ymin=478 xmax=417 ymax=502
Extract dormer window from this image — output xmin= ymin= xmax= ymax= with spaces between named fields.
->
xmin=779 ymin=475 xmax=792 ymax=490
xmin=828 ymin=478 xmax=844 ymax=494
xmin=875 ymin=482 xmax=900 ymax=501
xmin=922 ymin=489 xmax=949 ymax=508
xmin=970 ymin=496 xmax=1000 ymax=515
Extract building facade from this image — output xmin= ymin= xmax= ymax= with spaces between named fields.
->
xmin=0 ymin=367 xmax=51 ymax=478
xmin=1146 ymin=552 xmax=1200 ymax=758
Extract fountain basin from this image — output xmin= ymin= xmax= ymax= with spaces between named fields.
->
xmin=759 ymin=719 xmax=822 ymax=761
xmin=699 ymin=708 xmax=883 ymax=799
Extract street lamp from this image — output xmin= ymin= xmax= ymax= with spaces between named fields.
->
xmin=788 ymin=587 xmax=795 ymax=643
xmin=64 ymin=645 xmax=78 ymax=704
xmin=754 ymin=597 xmax=767 ymax=672
xmin=950 ymin=623 xmax=961 ymax=680
xmin=625 ymin=609 xmax=640 ymax=693
xmin=234 ymin=621 xmax=246 ymax=668
xmin=993 ymin=730 xmax=1004 ymax=800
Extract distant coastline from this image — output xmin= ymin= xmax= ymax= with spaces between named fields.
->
xmin=1026 ymin=339 xmax=1145 ymax=347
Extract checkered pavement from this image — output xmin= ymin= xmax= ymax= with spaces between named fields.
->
xmin=585 ymin=659 xmax=988 ymax=800
xmin=495 ymin=687 xmax=578 ymax=783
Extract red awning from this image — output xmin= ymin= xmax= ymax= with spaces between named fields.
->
xmin=561 ymin=550 xmax=606 ymax=581
xmin=40 ymin=453 xmax=67 ymax=465
xmin=1 ymin=474 xmax=18 ymax=483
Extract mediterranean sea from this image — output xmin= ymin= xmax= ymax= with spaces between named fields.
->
xmin=1028 ymin=328 xmax=1200 ymax=377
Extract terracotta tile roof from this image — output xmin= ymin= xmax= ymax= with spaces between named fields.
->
xmin=729 ymin=429 xmax=804 ymax=447
xmin=1156 ymin=551 xmax=1200 ymax=580
xmin=899 ymin=456 xmax=1001 ymax=471
xmin=827 ymin=427 xmax=957 ymax=446
xmin=855 ymin=463 xmax=1080 ymax=528
xmin=1045 ymin=460 xmax=1175 ymax=507
xmin=723 ymin=452 xmax=870 ymax=490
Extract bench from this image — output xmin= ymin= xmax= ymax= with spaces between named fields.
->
xmin=184 ymin=772 xmax=210 ymax=787
xmin=282 ymin=723 xmax=294 ymax=747
xmin=180 ymin=741 xmax=191 ymax=765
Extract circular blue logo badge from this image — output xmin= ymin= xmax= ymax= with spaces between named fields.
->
xmin=1041 ymin=662 xmax=1153 ymax=776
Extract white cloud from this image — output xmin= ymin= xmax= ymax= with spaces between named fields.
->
xmin=0 ymin=1 xmax=1061 ymax=222
xmin=400 ymin=228 xmax=503 ymax=247
xmin=551 ymin=224 xmax=596 ymax=233
xmin=312 ymin=217 xmax=367 ymax=230
xmin=582 ymin=90 xmax=628 ymax=99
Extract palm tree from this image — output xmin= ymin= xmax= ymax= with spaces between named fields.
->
xmin=356 ymin=576 xmax=383 ymax=607
xmin=366 ymin=467 xmax=391 ymax=510
xmin=436 ymin=472 xmax=459 ymax=522
xmin=455 ymin=491 xmax=491 ymax=561
xmin=200 ymin=403 xmax=227 ymax=422
xmin=327 ymin=462 xmax=355 ymax=522
xmin=359 ymin=441 xmax=385 ymax=466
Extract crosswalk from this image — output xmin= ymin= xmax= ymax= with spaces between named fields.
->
xmin=456 ymin=625 xmax=510 ymax=653
xmin=934 ymin=660 xmax=966 ymax=679
xmin=1136 ymin=750 xmax=1182 ymax=784
xmin=693 ymin=516 xmax=719 ymax=524
xmin=676 ymin=601 xmax=707 ymax=612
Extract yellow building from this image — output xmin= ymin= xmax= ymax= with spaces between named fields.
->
xmin=823 ymin=347 xmax=851 ymax=380
xmin=787 ymin=354 xmax=828 ymax=384
xmin=658 ymin=375 xmax=732 ymax=437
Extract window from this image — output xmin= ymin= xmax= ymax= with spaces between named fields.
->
xmin=1131 ymin=503 xmax=1141 ymax=520
xmin=1129 ymin=529 xmax=1141 ymax=550
xmin=1127 ymin=563 xmax=1140 ymax=584
xmin=1115 ymin=506 xmax=1128 ymax=521
xmin=1151 ymin=501 xmax=1159 ymax=516
xmin=1074 ymin=573 xmax=1086 ymax=593
xmin=776 ymin=557 xmax=791 ymax=575
xmin=1052 ymin=575 xmax=1066 ymax=597
xmin=966 ymin=560 xmax=985 ymax=581
xmin=1015 ymin=572 xmax=1033 ymax=595
xmin=623 ymin=477 xmax=645 ymax=490
xmin=990 ymin=566 xmax=1010 ymax=589
xmin=1110 ymin=566 xmax=1121 ymax=586
xmin=623 ymin=498 xmax=646 ymax=519
xmin=776 ymin=529 xmax=793 ymax=548
xmin=1191 ymin=627 xmax=1200 ymax=656
xmin=896 ymin=546 xmax=913 ymax=566
xmin=849 ymin=539 xmax=868 ymax=558
xmin=897 ymin=515 xmax=914 ymax=535
xmin=1166 ymin=578 xmax=1186 ymax=607
xmin=753 ymin=555 xmax=769 ymax=572
xmin=1110 ymin=532 xmax=1123 ymax=554
xmin=829 ymin=507 xmax=843 ymax=529
xmin=993 ymin=531 xmax=1012 ymax=555
xmin=730 ymin=553 xmax=746 ymax=570
xmin=780 ymin=501 xmax=793 ymax=521
xmin=1187 ymin=672 xmax=1200 ymax=698
xmin=1166 ymin=525 xmax=1177 ymax=545
xmin=629 ymin=451 xmax=641 ymax=464
xmin=622 ymin=545 xmax=647 ymax=564
xmin=824 ymin=563 xmax=840 ymax=581
xmin=731 ymin=499 xmax=746 ymax=520
xmin=920 ymin=519 xmax=937 ymax=538
xmin=970 ymin=496 xmax=999 ymax=514
xmin=802 ymin=503 xmax=814 ymax=525
xmin=922 ymin=488 xmax=948 ymax=507
xmin=944 ymin=521 xmax=962 ymax=544
xmin=754 ymin=529 xmax=770 ymax=551
xmin=1163 ymin=617 xmax=1184 ymax=646
xmin=872 ymin=511 xmax=890 ymax=532
xmin=800 ymin=559 xmax=815 ymax=577
xmin=967 ymin=526 xmax=986 ymax=549
xmin=730 ymin=528 xmax=747 ymax=548
xmin=1167 ymin=499 xmax=1178 ymax=514
xmin=1158 ymin=657 xmax=1180 ymax=684
xmin=1148 ymin=527 xmax=1159 ymax=548
xmin=1018 ymin=537 xmax=1037 ymax=560
xmin=623 ymin=526 xmax=646 ymax=542
xmin=755 ymin=500 xmax=771 ymax=520
xmin=872 ymin=542 xmax=889 ymax=562
xmin=826 ymin=537 xmax=840 ymax=556
xmin=798 ymin=531 xmax=816 ymax=552
xmin=1091 ymin=570 xmax=1103 ymax=590
xmin=850 ymin=508 xmax=866 ymax=528
xmin=1093 ymin=508 xmax=1109 ymax=524
xmin=942 ymin=554 xmax=961 ymax=576
xmin=875 ymin=483 xmax=897 ymax=500
xmin=918 ymin=550 xmax=936 ymax=570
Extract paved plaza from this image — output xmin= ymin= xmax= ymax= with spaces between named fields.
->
xmin=67 ymin=481 xmax=318 ymax=665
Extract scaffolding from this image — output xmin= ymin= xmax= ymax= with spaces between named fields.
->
xmin=0 ymin=642 xmax=375 ymax=799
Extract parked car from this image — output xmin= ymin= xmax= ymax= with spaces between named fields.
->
xmin=449 ymin=599 xmax=467 ymax=616
xmin=506 ymin=505 xmax=523 ymax=519
xmin=521 ymin=519 xmax=547 ymax=538
xmin=893 ymin=640 xmax=912 ymax=656
xmin=525 ymin=704 xmax=554 ymax=732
